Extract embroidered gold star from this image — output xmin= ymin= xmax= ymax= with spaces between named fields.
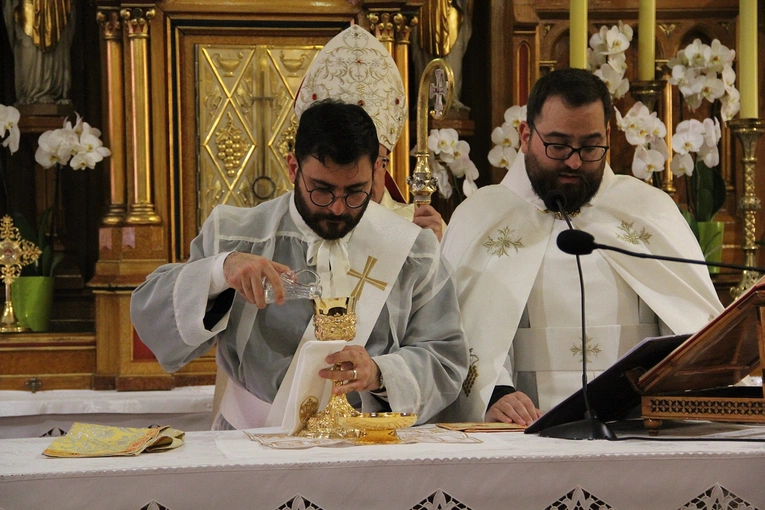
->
xmin=347 ymin=256 xmax=387 ymax=298
xmin=483 ymin=227 xmax=524 ymax=257
xmin=616 ymin=220 xmax=652 ymax=245
xmin=571 ymin=336 xmax=602 ymax=363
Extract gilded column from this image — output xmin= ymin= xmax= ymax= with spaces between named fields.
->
xmin=392 ymin=12 xmax=417 ymax=200
xmin=368 ymin=12 xmax=408 ymax=195
xmin=121 ymin=7 xmax=160 ymax=225
xmin=96 ymin=10 xmax=126 ymax=226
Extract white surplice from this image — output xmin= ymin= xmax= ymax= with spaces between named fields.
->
xmin=130 ymin=192 xmax=468 ymax=429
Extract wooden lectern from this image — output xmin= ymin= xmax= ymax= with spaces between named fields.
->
xmin=635 ymin=277 xmax=765 ymax=430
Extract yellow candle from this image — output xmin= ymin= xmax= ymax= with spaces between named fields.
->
xmin=570 ymin=0 xmax=588 ymax=69
xmin=739 ymin=0 xmax=759 ymax=118
xmin=638 ymin=0 xmax=656 ymax=81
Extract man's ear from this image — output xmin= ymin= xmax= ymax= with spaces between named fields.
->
xmin=519 ymin=121 xmax=532 ymax=154
xmin=287 ymin=153 xmax=299 ymax=183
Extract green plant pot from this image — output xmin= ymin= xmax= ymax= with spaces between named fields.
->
xmin=11 ymin=276 xmax=55 ymax=332
xmin=697 ymin=221 xmax=725 ymax=274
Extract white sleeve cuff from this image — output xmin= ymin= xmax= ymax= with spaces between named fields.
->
xmin=209 ymin=251 xmax=233 ymax=296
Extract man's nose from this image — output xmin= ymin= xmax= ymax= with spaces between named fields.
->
xmin=327 ymin=198 xmax=347 ymax=215
xmin=564 ymin=150 xmax=583 ymax=169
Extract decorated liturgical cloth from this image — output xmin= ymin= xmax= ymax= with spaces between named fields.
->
xmin=42 ymin=422 xmax=185 ymax=458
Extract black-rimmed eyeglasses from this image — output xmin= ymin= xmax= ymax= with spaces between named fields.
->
xmin=529 ymin=122 xmax=609 ymax=162
xmin=298 ymin=169 xmax=372 ymax=209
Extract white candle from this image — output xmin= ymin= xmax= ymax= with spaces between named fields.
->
xmin=739 ymin=0 xmax=759 ymax=118
xmin=570 ymin=0 xmax=588 ymax=69
xmin=638 ymin=0 xmax=656 ymax=81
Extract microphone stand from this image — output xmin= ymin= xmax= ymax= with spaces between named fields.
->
xmin=538 ymin=196 xmax=615 ymax=440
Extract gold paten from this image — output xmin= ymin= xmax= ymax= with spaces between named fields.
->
xmin=300 ymin=296 xmax=360 ymax=439
xmin=338 ymin=412 xmax=417 ymax=444
xmin=0 ymin=216 xmax=42 ymax=333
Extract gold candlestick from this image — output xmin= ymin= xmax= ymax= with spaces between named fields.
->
xmin=299 ymin=296 xmax=361 ymax=439
xmin=729 ymin=118 xmax=765 ymax=298
xmin=0 ymin=215 xmax=42 ymax=333
xmin=408 ymin=58 xmax=454 ymax=207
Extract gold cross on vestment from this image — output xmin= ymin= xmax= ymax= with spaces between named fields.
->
xmin=347 ymin=256 xmax=387 ymax=299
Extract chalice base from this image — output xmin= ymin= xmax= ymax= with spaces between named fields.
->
xmin=356 ymin=428 xmax=401 ymax=444
xmin=299 ymin=393 xmax=360 ymax=439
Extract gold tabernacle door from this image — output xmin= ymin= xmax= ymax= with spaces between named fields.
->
xmin=636 ymin=277 xmax=765 ymax=429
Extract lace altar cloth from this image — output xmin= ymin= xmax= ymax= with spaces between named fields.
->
xmin=1 ymin=422 xmax=764 ymax=509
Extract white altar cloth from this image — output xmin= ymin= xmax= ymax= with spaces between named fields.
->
xmin=1 ymin=423 xmax=764 ymax=510
xmin=0 ymin=386 xmax=214 ymax=439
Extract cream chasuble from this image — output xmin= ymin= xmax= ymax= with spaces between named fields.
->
xmin=437 ymin=155 xmax=724 ymax=422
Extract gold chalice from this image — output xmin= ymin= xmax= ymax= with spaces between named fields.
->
xmin=338 ymin=412 xmax=418 ymax=444
xmin=299 ymin=296 xmax=361 ymax=439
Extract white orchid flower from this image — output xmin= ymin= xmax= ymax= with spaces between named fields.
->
xmin=491 ymin=123 xmax=519 ymax=149
xmin=462 ymin=176 xmax=478 ymax=197
xmin=594 ymin=64 xmax=629 ymax=99
xmin=488 ymin=145 xmax=517 ymax=170
xmin=671 ymin=152 xmax=695 ymax=177
xmin=698 ymin=144 xmax=720 ymax=168
xmin=603 ymin=25 xmax=631 ymax=55
xmin=684 ymin=39 xmax=707 ymax=69
xmin=672 ymin=120 xmax=705 ymax=155
xmin=699 ymin=73 xmax=726 ymax=103
xmin=589 ymin=26 xmax=610 ymax=54
xmin=0 ymin=104 xmax=21 ymax=154
xmin=721 ymin=87 xmax=741 ymax=122
xmin=701 ymin=118 xmax=722 ymax=148
xmin=632 ymin=145 xmax=666 ymax=180
xmin=503 ymin=105 xmax=526 ymax=131
xmin=430 ymin=159 xmax=453 ymax=200
xmin=648 ymin=137 xmax=670 ymax=160
xmin=427 ymin=128 xmax=458 ymax=159
xmin=707 ymin=39 xmax=734 ymax=72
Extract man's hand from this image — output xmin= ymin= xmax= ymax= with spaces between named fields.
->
xmin=222 ymin=252 xmax=292 ymax=308
xmin=319 ymin=345 xmax=382 ymax=395
xmin=485 ymin=391 xmax=542 ymax=426
xmin=413 ymin=204 xmax=444 ymax=241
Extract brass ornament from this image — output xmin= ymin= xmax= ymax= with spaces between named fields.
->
xmin=729 ymin=119 xmax=765 ymax=299
xmin=0 ymin=215 xmax=42 ymax=333
xmin=299 ymin=396 xmax=319 ymax=425
xmin=408 ymin=58 xmax=454 ymax=207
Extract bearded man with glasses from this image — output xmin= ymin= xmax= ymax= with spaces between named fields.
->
xmin=435 ymin=68 xmax=723 ymax=426
xmin=131 ymin=100 xmax=468 ymax=431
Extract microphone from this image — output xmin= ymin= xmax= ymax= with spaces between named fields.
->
xmin=536 ymin=192 xmax=616 ymax=440
xmin=557 ymin=229 xmax=765 ymax=273
xmin=543 ymin=189 xmax=567 ymax=213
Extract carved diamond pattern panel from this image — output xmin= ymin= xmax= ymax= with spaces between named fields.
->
xmin=679 ymin=484 xmax=758 ymax=510
xmin=545 ymin=486 xmax=615 ymax=510
xmin=409 ymin=489 xmax=472 ymax=510
xmin=274 ymin=494 xmax=325 ymax=510
xmin=196 ymin=44 xmax=321 ymax=225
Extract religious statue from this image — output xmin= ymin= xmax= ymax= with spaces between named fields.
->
xmin=3 ymin=0 xmax=75 ymax=105
xmin=412 ymin=0 xmax=474 ymax=112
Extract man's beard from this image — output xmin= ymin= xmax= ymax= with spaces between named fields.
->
xmin=294 ymin=183 xmax=368 ymax=240
xmin=525 ymin=151 xmax=604 ymax=214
